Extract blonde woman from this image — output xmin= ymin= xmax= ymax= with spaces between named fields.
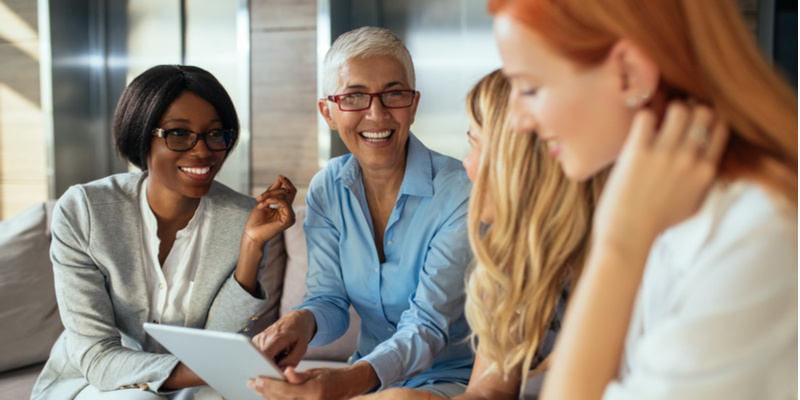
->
xmin=489 ymin=0 xmax=798 ymax=399
xmin=358 ymin=70 xmax=606 ymax=399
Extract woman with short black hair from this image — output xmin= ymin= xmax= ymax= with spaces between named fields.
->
xmin=32 ymin=65 xmax=296 ymax=400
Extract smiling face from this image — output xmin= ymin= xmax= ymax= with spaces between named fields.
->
xmin=146 ymin=90 xmax=227 ymax=203
xmin=494 ymin=13 xmax=633 ymax=181
xmin=318 ymin=55 xmax=419 ymax=174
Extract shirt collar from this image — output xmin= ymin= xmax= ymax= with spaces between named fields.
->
xmin=337 ymin=132 xmax=434 ymax=198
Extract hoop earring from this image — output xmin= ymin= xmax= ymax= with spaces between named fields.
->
xmin=626 ymin=89 xmax=652 ymax=108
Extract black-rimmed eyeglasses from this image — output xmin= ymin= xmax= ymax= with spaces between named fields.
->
xmin=326 ymin=90 xmax=417 ymax=111
xmin=151 ymin=128 xmax=237 ymax=152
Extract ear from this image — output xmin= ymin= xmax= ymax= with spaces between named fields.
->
xmin=318 ymin=98 xmax=338 ymax=130
xmin=408 ymin=91 xmax=421 ymax=126
xmin=607 ymin=39 xmax=660 ymax=107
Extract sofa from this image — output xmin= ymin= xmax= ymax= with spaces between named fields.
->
xmin=0 ymin=202 xmax=358 ymax=399
xmin=0 ymin=201 xmax=544 ymax=399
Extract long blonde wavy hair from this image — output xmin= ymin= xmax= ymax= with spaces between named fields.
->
xmin=488 ymin=0 xmax=797 ymax=208
xmin=464 ymin=70 xmax=608 ymax=382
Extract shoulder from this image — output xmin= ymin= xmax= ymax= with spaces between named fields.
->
xmin=207 ymin=179 xmax=257 ymax=212
xmin=428 ymin=149 xmax=472 ymax=206
xmin=659 ymin=181 xmax=796 ymax=283
xmin=672 ymin=181 xmax=795 ymax=251
xmin=307 ymin=154 xmax=354 ymax=201
xmin=56 ymin=172 xmax=145 ymax=216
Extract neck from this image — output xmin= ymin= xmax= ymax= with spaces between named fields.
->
xmin=146 ymin=181 xmax=201 ymax=231
xmin=361 ymin=152 xmax=406 ymax=208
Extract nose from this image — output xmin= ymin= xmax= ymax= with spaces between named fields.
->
xmin=365 ymin=95 xmax=390 ymax=120
xmin=509 ymin=94 xmax=538 ymax=135
xmin=189 ymin=135 xmax=214 ymax=158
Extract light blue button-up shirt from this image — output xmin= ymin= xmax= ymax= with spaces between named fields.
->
xmin=300 ymin=133 xmax=475 ymax=389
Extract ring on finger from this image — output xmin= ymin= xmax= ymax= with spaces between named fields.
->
xmin=688 ymin=127 xmax=709 ymax=147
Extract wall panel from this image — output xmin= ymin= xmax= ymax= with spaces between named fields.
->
xmin=250 ymin=0 xmax=318 ymax=202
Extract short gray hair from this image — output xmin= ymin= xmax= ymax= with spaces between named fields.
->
xmin=322 ymin=26 xmax=415 ymax=96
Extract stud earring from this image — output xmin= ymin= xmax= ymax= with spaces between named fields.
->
xmin=626 ymin=89 xmax=652 ymax=108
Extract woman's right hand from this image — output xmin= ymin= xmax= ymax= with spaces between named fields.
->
xmin=593 ymin=101 xmax=729 ymax=254
xmin=243 ymin=175 xmax=297 ymax=248
xmin=252 ymin=309 xmax=317 ymax=369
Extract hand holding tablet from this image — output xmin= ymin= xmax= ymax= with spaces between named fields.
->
xmin=144 ymin=323 xmax=285 ymax=400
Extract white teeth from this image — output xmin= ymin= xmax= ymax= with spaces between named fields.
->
xmin=547 ymin=139 xmax=559 ymax=149
xmin=360 ymin=130 xmax=392 ymax=141
xmin=180 ymin=166 xmax=211 ymax=175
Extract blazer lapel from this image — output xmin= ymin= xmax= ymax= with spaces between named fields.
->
xmin=184 ymin=186 xmax=246 ymax=328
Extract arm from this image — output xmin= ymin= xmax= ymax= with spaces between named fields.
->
xmin=457 ymin=353 xmax=521 ymax=400
xmin=204 ymin=176 xmax=297 ymax=334
xmin=352 ymin=353 xmax=521 ymax=400
xmin=235 ymin=175 xmax=297 ymax=295
xmin=51 ymin=187 xmax=181 ymax=392
xmin=541 ymin=104 xmax=730 ymax=399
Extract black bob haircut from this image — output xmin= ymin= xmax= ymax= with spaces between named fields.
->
xmin=113 ymin=65 xmax=240 ymax=170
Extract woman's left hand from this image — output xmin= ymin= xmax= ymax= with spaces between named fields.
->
xmin=593 ymin=102 xmax=729 ymax=254
xmin=243 ymin=175 xmax=297 ymax=247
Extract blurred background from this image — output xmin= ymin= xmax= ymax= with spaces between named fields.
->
xmin=0 ymin=0 xmax=795 ymax=219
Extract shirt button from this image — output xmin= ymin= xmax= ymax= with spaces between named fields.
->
xmin=375 ymin=303 xmax=380 ymax=308
xmin=374 ymin=268 xmax=379 ymax=273
xmin=387 ymin=240 xmax=394 ymax=246
xmin=387 ymin=328 xmax=394 ymax=332
xmin=159 ymin=283 xmax=164 ymax=290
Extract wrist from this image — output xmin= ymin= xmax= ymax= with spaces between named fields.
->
xmin=295 ymin=309 xmax=318 ymax=343
xmin=241 ymin=229 xmax=267 ymax=251
xmin=343 ymin=361 xmax=380 ymax=396
xmin=592 ymin=223 xmax=658 ymax=263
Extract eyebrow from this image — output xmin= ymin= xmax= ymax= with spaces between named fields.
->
xmin=343 ymin=81 xmax=406 ymax=91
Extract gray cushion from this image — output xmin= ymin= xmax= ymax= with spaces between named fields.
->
xmin=0 ymin=201 xmax=63 ymax=372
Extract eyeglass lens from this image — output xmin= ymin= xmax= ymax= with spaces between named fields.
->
xmin=338 ymin=91 xmax=414 ymax=110
xmin=165 ymin=129 xmax=235 ymax=151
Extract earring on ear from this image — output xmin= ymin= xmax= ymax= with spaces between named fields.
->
xmin=626 ymin=89 xmax=652 ymax=108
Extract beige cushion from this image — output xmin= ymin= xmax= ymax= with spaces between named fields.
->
xmin=0 ymin=201 xmax=63 ymax=372
xmin=280 ymin=206 xmax=360 ymax=362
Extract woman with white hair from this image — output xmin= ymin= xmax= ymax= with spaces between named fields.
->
xmin=248 ymin=26 xmax=475 ymax=399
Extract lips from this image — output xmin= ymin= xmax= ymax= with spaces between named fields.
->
xmin=544 ymin=138 xmax=562 ymax=157
xmin=359 ymin=130 xmax=393 ymax=143
xmin=179 ymin=165 xmax=213 ymax=180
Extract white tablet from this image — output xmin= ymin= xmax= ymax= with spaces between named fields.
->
xmin=143 ymin=323 xmax=285 ymax=400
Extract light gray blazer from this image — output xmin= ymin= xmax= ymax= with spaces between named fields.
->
xmin=31 ymin=172 xmax=268 ymax=399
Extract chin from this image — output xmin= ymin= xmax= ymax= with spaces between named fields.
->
xmin=480 ymin=210 xmax=494 ymax=225
xmin=181 ymin=185 xmax=214 ymax=199
xmin=560 ymin=161 xmax=594 ymax=182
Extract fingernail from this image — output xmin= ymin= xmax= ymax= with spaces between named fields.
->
xmin=247 ymin=379 xmax=255 ymax=389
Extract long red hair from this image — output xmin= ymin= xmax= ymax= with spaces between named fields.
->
xmin=490 ymin=0 xmax=797 ymax=207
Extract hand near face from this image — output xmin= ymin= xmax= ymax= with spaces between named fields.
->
xmin=243 ymin=175 xmax=297 ymax=247
xmin=593 ymin=102 xmax=729 ymax=253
